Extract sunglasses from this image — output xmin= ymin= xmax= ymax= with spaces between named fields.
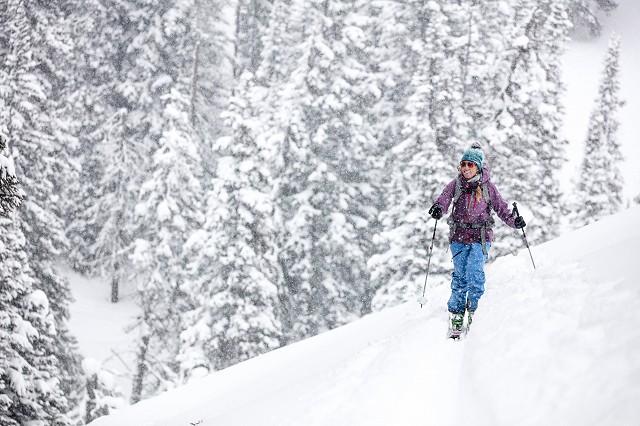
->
xmin=460 ymin=161 xmax=477 ymax=168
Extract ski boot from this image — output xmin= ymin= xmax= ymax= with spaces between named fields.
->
xmin=467 ymin=309 xmax=475 ymax=331
xmin=465 ymin=301 xmax=475 ymax=332
xmin=448 ymin=312 xmax=465 ymax=339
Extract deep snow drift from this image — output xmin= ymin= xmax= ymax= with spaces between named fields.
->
xmin=88 ymin=205 xmax=640 ymax=426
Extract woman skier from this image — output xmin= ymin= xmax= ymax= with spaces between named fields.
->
xmin=428 ymin=143 xmax=526 ymax=337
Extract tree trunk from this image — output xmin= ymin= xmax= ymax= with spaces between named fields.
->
xmin=84 ymin=373 xmax=98 ymax=424
xmin=130 ymin=334 xmax=150 ymax=404
xmin=111 ymin=261 xmax=119 ymax=303
xmin=190 ymin=43 xmax=200 ymax=125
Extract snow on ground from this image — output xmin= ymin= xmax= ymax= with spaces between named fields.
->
xmin=462 ymin=206 xmax=640 ymax=425
xmin=67 ymin=270 xmax=139 ymax=400
xmin=87 ymin=205 xmax=640 ymax=426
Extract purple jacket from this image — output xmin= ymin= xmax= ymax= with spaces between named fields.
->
xmin=435 ymin=169 xmax=516 ymax=244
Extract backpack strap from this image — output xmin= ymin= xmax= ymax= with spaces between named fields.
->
xmin=447 ymin=178 xmax=463 ymax=245
xmin=481 ymin=182 xmax=491 ymax=208
xmin=478 ymin=182 xmax=494 ymax=254
xmin=452 ymin=178 xmax=463 ymax=206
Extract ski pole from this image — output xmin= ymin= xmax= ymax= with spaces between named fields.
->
xmin=512 ymin=202 xmax=536 ymax=269
xmin=418 ymin=219 xmax=438 ymax=308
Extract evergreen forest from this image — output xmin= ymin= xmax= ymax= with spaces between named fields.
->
xmin=0 ymin=0 xmax=626 ymax=423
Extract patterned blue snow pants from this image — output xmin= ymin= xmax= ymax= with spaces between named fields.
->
xmin=447 ymin=241 xmax=491 ymax=314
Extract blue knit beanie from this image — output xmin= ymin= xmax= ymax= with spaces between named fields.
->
xmin=460 ymin=145 xmax=483 ymax=170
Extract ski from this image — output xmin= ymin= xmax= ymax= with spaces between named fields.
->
xmin=447 ymin=326 xmax=467 ymax=340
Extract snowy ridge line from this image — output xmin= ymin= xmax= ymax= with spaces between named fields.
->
xmin=89 ymin=303 xmax=413 ymax=426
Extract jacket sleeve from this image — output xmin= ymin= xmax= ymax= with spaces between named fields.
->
xmin=488 ymin=182 xmax=516 ymax=228
xmin=435 ymin=179 xmax=457 ymax=213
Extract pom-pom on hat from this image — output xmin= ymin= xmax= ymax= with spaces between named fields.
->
xmin=460 ymin=142 xmax=483 ymax=170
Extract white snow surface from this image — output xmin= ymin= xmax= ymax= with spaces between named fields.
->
xmin=68 ymin=270 xmax=138 ymax=400
xmin=87 ymin=205 xmax=640 ymax=426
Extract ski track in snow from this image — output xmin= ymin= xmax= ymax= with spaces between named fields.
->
xmin=293 ymin=309 xmax=465 ymax=426
xmin=158 ymin=298 xmax=467 ymax=426
xmin=461 ymin=210 xmax=640 ymax=425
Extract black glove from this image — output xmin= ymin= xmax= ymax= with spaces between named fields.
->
xmin=428 ymin=203 xmax=443 ymax=220
xmin=515 ymin=216 xmax=526 ymax=229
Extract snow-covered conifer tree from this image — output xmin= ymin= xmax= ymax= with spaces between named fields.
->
xmin=0 ymin=135 xmax=22 ymax=216
xmin=234 ymin=0 xmax=273 ymax=76
xmin=0 ymin=215 xmax=70 ymax=425
xmin=369 ymin=1 xmax=452 ymax=310
xmin=268 ymin=0 xmax=383 ymax=340
xmin=434 ymin=2 xmax=475 ymax=159
xmin=67 ymin=110 xmax=145 ymax=303
xmin=369 ymin=85 xmax=451 ymax=310
xmin=66 ymin=0 xmax=229 ymax=302
xmin=456 ymin=0 xmax=512 ymax=156
xmin=486 ymin=0 xmax=571 ymax=255
xmin=178 ymin=73 xmax=282 ymax=378
xmin=0 ymin=0 xmax=84 ymax=416
xmin=121 ymin=0 xmax=206 ymax=403
xmin=65 ymin=0 xmax=143 ymax=277
xmin=567 ymin=0 xmax=618 ymax=38
xmin=356 ymin=0 xmax=412 ymax=153
xmin=190 ymin=0 xmax=236 ymax=174
xmin=249 ymin=0 xmax=319 ymax=339
xmin=130 ymin=84 xmax=204 ymax=399
xmin=255 ymin=0 xmax=307 ymax=93
xmin=571 ymin=34 xmax=624 ymax=227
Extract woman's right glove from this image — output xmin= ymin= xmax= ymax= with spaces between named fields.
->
xmin=428 ymin=203 xmax=443 ymax=220
xmin=515 ymin=216 xmax=526 ymax=229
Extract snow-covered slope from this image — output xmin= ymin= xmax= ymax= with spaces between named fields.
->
xmin=67 ymin=271 xmax=138 ymax=401
xmin=88 ymin=205 xmax=640 ymax=426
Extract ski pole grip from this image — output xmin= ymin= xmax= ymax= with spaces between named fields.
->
xmin=512 ymin=202 xmax=520 ymax=218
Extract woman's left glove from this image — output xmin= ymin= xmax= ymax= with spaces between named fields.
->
xmin=515 ymin=216 xmax=526 ymax=229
